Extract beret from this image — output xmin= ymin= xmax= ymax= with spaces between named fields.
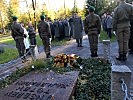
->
xmin=40 ymin=15 xmax=45 ymax=19
xmin=12 ymin=16 xmax=17 ymax=21
xmin=89 ymin=6 xmax=95 ymax=12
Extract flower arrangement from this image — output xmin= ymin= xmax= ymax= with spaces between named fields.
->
xmin=53 ymin=53 xmax=80 ymax=67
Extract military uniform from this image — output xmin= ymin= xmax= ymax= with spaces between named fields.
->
xmin=113 ymin=0 xmax=133 ymax=61
xmin=11 ymin=16 xmax=25 ymax=59
xmin=128 ymin=18 xmax=133 ymax=54
xmin=84 ymin=6 xmax=101 ymax=57
xmin=37 ymin=15 xmax=52 ymax=58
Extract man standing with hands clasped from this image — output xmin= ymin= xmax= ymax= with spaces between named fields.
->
xmin=113 ymin=0 xmax=133 ymax=61
xmin=84 ymin=6 xmax=101 ymax=57
xmin=37 ymin=15 xmax=52 ymax=58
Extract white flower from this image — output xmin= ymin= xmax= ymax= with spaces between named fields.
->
xmin=80 ymin=65 xmax=83 ymax=69
xmin=32 ymin=65 xmax=35 ymax=69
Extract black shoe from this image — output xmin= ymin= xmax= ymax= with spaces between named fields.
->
xmin=123 ymin=57 xmax=127 ymax=61
xmin=46 ymin=53 xmax=51 ymax=58
xmin=123 ymin=54 xmax=127 ymax=61
xmin=91 ymin=54 xmax=95 ymax=57
xmin=129 ymin=50 xmax=133 ymax=54
xmin=21 ymin=58 xmax=27 ymax=63
xmin=91 ymin=52 xmax=95 ymax=57
xmin=116 ymin=55 xmax=123 ymax=61
xmin=130 ymin=52 xmax=133 ymax=54
xmin=79 ymin=45 xmax=83 ymax=47
xmin=94 ymin=53 xmax=98 ymax=57
xmin=116 ymin=57 xmax=123 ymax=61
xmin=46 ymin=55 xmax=50 ymax=58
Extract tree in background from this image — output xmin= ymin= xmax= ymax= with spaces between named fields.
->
xmin=0 ymin=0 xmax=8 ymax=32
xmin=86 ymin=0 xmax=117 ymax=15
xmin=126 ymin=0 xmax=133 ymax=3
xmin=9 ymin=0 xmax=19 ymax=16
xmin=6 ymin=0 xmax=19 ymax=29
xmin=6 ymin=6 xmax=14 ymax=29
xmin=0 ymin=0 xmax=86 ymax=32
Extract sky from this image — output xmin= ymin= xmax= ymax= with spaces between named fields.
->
xmin=43 ymin=0 xmax=86 ymax=10
xmin=6 ymin=0 xmax=86 ymax=11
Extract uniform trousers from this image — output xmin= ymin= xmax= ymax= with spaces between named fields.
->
xmin=116 ymin=27 xmax=130 ymax=55
xmin=88 ymin=33 xmax=98 ymax=54
xmin=41 ymin=37 xmax=51 ymax=56
xmin=15 ymin=38 xmax=25 ymax=57
xmin=128 ymin=20 xmax=133 ymax=51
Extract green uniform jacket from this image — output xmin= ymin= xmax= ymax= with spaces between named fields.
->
xmin=113 ymin=1 xmax=133 ymax=31
xmin=37 ymin=20 xmax=51 ymax=39
xmin=84 ymin=13 xmax=101 ymax=35
xmin=11 ymin=22 xmax=24 ymax=40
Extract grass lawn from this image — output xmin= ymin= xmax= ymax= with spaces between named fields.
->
xmin=0 ymin=32 xmax=10 ymax=38
xmin=0 ymin=47 xmax=18 ymax=64
xmin=0 ymin=35 xmax=71 ymax=64
xmin=0 ymin=34 xmax=70 ymax=47
xmin=99 ymin=30 xmax=117 ymax=42
xmin=0 ymin=37 xmax=15 ymax=45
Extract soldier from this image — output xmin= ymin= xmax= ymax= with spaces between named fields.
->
xmin=11 ymin=16 xmax=26 ymax=61
xmin=37 ymin=15 xmax=52 ymax=58
xmin=84 ymin=6 xmax=101 ymax=57
xmin=72 ymin=12 xmax=83 ymax=47
xmin=128 ymin=2 xmax=133 ymax=54
xmin=113 ymin=0 xmax=133 ymax=61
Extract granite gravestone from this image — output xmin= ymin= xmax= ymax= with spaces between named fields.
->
xmin=0 ymin=71 xmax=79 ymax=100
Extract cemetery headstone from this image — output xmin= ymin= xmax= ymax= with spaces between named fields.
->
xmin=0 ymin=71 xmax=79 ymax=100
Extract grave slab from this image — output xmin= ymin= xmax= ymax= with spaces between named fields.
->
xmin=0 ymin=71 xmax=79 ymax=100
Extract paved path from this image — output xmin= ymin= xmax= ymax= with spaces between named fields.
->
xmin=0 ymin=43 xmax=15 ymax=48
xmin=0 ymin=35 xmax=133 ymax=98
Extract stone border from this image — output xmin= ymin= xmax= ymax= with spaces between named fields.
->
xmin=111 ymin=65 xmax=132 ymax=100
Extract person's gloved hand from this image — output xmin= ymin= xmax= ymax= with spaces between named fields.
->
xmin=85 ymin=31 xmax=88 ymax=34
xmin=98 ymin=30 xmax=100 ymax=34
xmin=49 ymin=38 xmax=52 ymax=42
